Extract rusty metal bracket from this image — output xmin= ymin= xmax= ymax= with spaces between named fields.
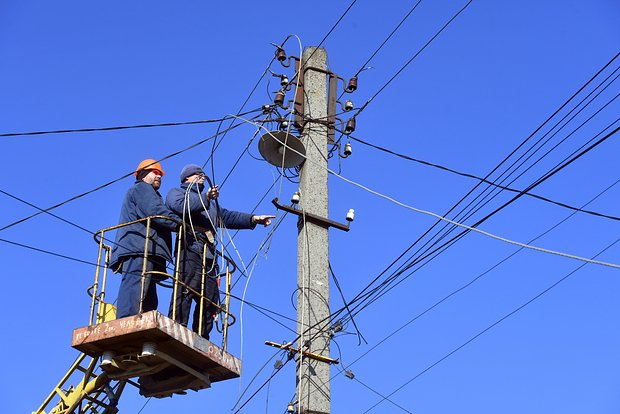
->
xmin=264 ymin=341 xmax=339 ymax=365
xmin=272 ymin=198 xmax=350 ymax=232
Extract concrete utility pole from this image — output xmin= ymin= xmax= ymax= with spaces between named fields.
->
xmin=297 ymin=46 xmax=330 ymax=414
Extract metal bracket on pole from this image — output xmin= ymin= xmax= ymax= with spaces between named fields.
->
xmin=264 ymin=341 xmax=339 ymax=365
xmin=272 ymin=198 xmax=351 ymax=232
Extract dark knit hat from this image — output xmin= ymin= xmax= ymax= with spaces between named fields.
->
xmin=180 ymin=164 xmax=204 ymax=182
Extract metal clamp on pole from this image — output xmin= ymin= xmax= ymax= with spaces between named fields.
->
xmin=272 ymin=197 xmax=352 ymax=232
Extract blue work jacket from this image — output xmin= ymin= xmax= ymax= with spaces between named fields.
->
xmin=166 ymin=182 xmax=255 ymax=259
xmin=110 ymin=180 xmax=180 ymax=268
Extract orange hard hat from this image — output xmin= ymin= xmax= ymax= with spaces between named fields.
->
xmin=134 ymin=159 xmax=165 ymax=176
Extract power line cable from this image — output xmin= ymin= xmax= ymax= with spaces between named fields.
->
xmin=203 ymin=33 xmax=304 ymax=183
xmin=333 ymin=40 xmax=620 ymax=311
xmin=360 ymin=85 xmax=620 ymax=303
xmin=222 ymin=115 xmax=620 ymax=383
xmin=231 ymin=349 xmax=286 ymax=411
xmin=362 ymin=235 xmax=620 ymax=412
xmin=228 ymin=293 xmax=297 ymax=332
xmin=339 ymin=50 xmax=620 ymax=315
xmin=266 ymin=98 xmax=620 ymax=351
xmin=0 ymin=238 xmax=98 ymax=267
xmin=0 ymin=189 xmax=94 ymax=234
xmin=278 ymin=0 xmax=359 ymax=100
xmin=329 ymin=263 xmax=367 ymax=345
xmin=232 ymin=357 xmax=293 ymax=413
xmin=332 ymin=176 xmax=620 ymax=379
xmin=353 ymin=0 xmax=423 ymax=78
xmin=448 ymin=75 xmax=620 ymax=230
xmin=0 ymin=110 xmax=261 ymax=138
xmin=348 ymin=133 xmax=620 ymax=222
xmin=316 ymin=1 xmax=358 ymax=49
xmin=246 ymin=52 xmax=620 ymax=409
xmin=0 ymin=113 xmax=262 ymax=233
xmin=334 ymin=128 xmax=620 ymax=261
xmin=354 ymin=376 xmax=414 ymax=414
xmin=355 ymin=0 xmax=475 ymax=116
xmin=337 ymin=52 xmax=620 ymax=318
xmin=344 ymin=121 xmax=620 ymax=320
xmin=235 ymin=118 xmax=620 ymax=272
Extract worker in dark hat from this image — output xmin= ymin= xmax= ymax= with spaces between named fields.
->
xmin=166 ymin=164 xmax=274 ymax=339
xmin=111 ymin=159 xmax=181 ymax=318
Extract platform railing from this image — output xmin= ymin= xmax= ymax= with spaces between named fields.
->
xmin=88 ymin=216 xmax=237 ymax=345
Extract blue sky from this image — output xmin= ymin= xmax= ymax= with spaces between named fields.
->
xmin=2 ymin=1 xmax=619 ymax=413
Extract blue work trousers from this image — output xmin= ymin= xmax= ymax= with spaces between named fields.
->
xmin=116 ymin=255 xmax=166 ymax=318
xmin=168 ymin=248 xmax=219 ymax=339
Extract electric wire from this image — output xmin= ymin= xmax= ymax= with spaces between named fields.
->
xmin=227 ymin=292 xmax=297 ymax=333
xmin=354 ymin=0 xmax=475 ymax=117
xmin=362 ymin=235 xmax=620 ymax=412
xmin=277 ymin=0 xmax=359 ymax=102
xmin=0 ymin=110 xmax=260 ymax=138
xmin=316 ymin=1 xmax=358 ymax=50
xmin=221 ymin=114 xmax=620 ymax=411
xmin=450 ymin=75 xmax=620 ymax=230
xmin=296 ymin=45 xmax=620 ymax=344
xmin=334 ymin=53 xmax=620 ymax=321
xmin=236 ymin=214 xmax=288 ymax=362
xmin=0 ymin=112 xmax=263 ymax=233
xmin=331 ymin=176 xmax=620 ymax=381
xmin=354 ymin=376 xmax=413 ymax=414
xmin=221 ymin=111 xmax=620 ymax=348
xmin=0 ymin=189 xmax=94 ymax=234
xmin=352 ymin=98 xmax=620 ymax=307
xmin=329 ymin=263 xmax=367 ymax=345
xmin=136 ymin=397 xmax=151 ymax=414
xmin=232 ymin=348 xmax=285 ymax=411
xmin=353 ymin=0 xmax=423 ymax=79
xmin=230 ymin=90 xmax=620 ymax=367
xmin=232 ymin=357 xmax=293 ymax=413
xmin=226 ymin=174 xmax=281 ymax=289
xmin=340 ymin=122 xmax=620 ymax=321
xmin=330 ymin=111 xmax=615 ymax=320
xmin=230 ymin=117 xmax=620 ymax=271
xmin=0 ymin=237 xmax=98 ymax=267
xmin=346 ymin=133 xmax=620 ymax=222
xmin=332 ymin=47 xmax=618 ymax=310
xmin=225 ymin=50 xmax=620 ymax=412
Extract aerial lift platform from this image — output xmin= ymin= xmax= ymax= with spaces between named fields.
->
xmin=34 ymin=216 xmax=242 ymax=413
xmin=72 ymin=310 xmax=241 ymax=398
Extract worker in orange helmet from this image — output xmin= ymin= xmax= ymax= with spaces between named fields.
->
xmin=110 ymin=159 xmax=181 ymax=318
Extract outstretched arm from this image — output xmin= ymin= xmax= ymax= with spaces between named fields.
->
xmin=252 ymin=215 xmax=275 ymax=227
